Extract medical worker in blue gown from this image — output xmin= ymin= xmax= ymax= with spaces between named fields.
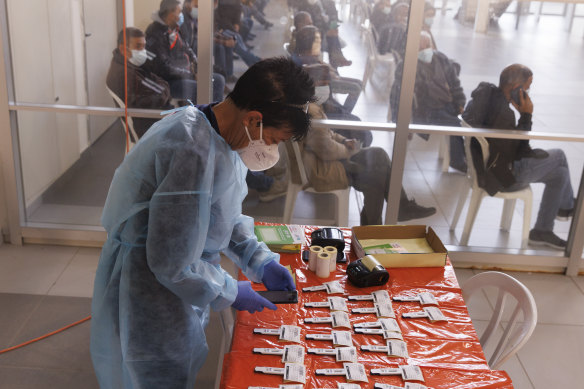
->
xmin=90 ymin=57 xmax=315 ymax=389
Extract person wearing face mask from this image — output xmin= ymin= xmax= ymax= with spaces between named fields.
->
xmin=106 ymin=27 xmax=174 ymax=139
xmin=376 ymin=1 xmax=409 ymax=56
xmin=462 ymin=64 xmax=575 ymax=250
xmin=146 ymin=0 xmax=225 ymax=103
xmin=292 ymin=26 xmax=363 ymax=116
xmin=371 ymin=0 xmax=393 ymax=35
xmin=180 ymin=0 xmax=234 ymax=92
xmin=301 ymin=102 xmax=437 ymax=225
xmin=91 ymin=57 xmax=314 ymax=389
xmin=390 ymin=31 xmax=467 ymax=173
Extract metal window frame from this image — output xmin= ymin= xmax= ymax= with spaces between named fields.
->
xmin=0 ymin=0 xmax=582 ymax=275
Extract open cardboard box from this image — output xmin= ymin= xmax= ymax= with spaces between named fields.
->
xmin=351 ymin=225 xmax=447 ymax=268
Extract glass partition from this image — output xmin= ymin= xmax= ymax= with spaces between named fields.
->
xmin=2 ymin=0 xmax=584 ymax=270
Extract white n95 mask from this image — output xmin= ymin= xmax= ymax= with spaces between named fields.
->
xmin=129 ymin=49 xmax=148 ymax=67
xmin=237 ymin=123 xmax=280 ymax=171
xmin=418 ymin=48 xmax=434 ymax=64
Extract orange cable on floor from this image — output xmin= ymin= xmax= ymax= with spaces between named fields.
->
xmin=0 ymin=316 xmax=91 ymax=354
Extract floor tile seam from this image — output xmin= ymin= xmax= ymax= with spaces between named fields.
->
xmin=45 ymin=247 xmax=82 ymax=296
xmin=532 ymin=321 xmax=584 ymax=328
xmin=568 ymin=276 xmax=584 ymax=295
xmin=4 ymin=294 xmax=48 ymax=350
xmin=513 ymin=353 xmax=537 ymax=389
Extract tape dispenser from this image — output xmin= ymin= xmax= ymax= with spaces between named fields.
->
xmin=347 ymin=255 xmax=389 ymax=288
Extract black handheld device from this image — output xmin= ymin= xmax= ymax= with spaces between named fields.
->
xmin=347 ymin=255 xmax=389 ymax=288
xmin=311 ymin=228 xmax=346 ymax=263
xmin=510 ymin=87 xmax=525 ymax=105
xmin=257 ymin=290 xmax=298 ymax=304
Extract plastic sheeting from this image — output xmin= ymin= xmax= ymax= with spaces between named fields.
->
xmin=220 ymin=226 xmax=514 ymax=388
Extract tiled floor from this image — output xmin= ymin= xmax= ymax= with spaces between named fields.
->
xmin=1 ymin=243 xmax=584 ymax=389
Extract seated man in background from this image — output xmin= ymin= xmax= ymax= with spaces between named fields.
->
xmin=216 ymin=0 xmax=262 ymax=67
xmin=146 ymin=0 xmax=225 ymax=102
xmin=292 ymin=25 xmax=363 ymax=115
xmin=462 ymin=63 xmax=575 ymax=249
xmin=375 ymin=1 xmax=408 ymax=56
xmin=390 ymin=31 xmax=467 ymax=172
xmin=106 ymin=27 xmax=173 ymax=139
xmin=294 ymin=0 xmax=352 ymax=68
xmin=288 ymin=11 xmax=314 ymax=54
xmin=303 ymin=102 xmax=436 ymax=225
xmin=180 ymin=0 xmax=235 ymax=88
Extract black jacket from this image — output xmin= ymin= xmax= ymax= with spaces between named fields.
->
xmin=390 ymin=51 xmax=465 ymax=124
xmin=145 ymin=16 xmax=195 ymax=82
xmin=462 ymin=82 xmax=534 ymax=195
xmin=180 ymin=10 xmax=198 ymax=54
xmin=106 ymin=49 xmax=173 ymax=138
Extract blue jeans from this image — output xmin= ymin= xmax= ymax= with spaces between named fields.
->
xmin=508 ymin=149 xmax=574 ymax=231
xmin=214 ymin=43 xmax=234 ymax=77
xmin=221 ymin=30 xmax=261 ymax=67
xmin=330 ymin=77 xmax=362 ymax=113
xmin=169 ymin=74 xmax=226 ymax=103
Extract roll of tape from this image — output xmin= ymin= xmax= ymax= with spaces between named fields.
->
xmin=316 ymin=252 xmax=331 ymax=278
xmin=324 ymin=246 xmax=337 ymax=272
xmin=309 ymin=246 xmax=323 ymax=272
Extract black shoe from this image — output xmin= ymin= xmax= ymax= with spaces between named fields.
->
xmin=528 ymin=229 xmax=566 ymax=250
xmin=398 ymin=199 xmax=437 ymax=222
xmin=264 ymin=22 xmax=273 ymax=29
xmin=449 ymin=161 xmax=467 ymax=173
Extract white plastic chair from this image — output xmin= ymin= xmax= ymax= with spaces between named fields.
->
xmin=360 ymin=20 xmax=396 ymax=91
xmin=462 ymin=271 xmax=537 ymax=370
xmin=282 ymin=141 xmax=350 ymax=226
xmin=360 ymin=20 xmax=396 ymax=122
xmin=106 ymin=86 xmax=140 ymax=148
xmin=450 ymin=134 xmax=533 ymax=248
xmin=438 ymin=135 xmax=450 ymax=172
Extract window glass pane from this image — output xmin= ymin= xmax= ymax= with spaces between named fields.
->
xmin=403 ymin=0 xmax=584 ymax=253
xmin=16 ymin=111 xmax=124 ymax=226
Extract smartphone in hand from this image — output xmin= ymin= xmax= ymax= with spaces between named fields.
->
xmin=510 ymin=87 xmax=525 ymax=105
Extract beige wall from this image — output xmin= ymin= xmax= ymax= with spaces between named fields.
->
xmin=133 ymin=0 xmax=161 ymax=31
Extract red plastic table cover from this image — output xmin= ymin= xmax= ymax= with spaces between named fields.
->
xmin=220 ymin=226 xmax=513 ymax=389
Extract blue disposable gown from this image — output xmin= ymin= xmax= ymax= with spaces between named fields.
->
xmin=90 ymin=107 xmax=278 ymax=389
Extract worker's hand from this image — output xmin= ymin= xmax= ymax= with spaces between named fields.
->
xmin=232 ymin=281 xmax=276 ymax=313
xmin=261 ymin=260 xmax=296 ymax=291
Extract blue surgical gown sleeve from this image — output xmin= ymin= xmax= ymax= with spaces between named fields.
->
xmin=145 ymin=121 xmax=238 ymax=313
xmin=223 ymin=213 xmax=280 ymax=284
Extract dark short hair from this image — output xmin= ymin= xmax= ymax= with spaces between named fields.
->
xmin=159 ymin=0 xmax=180 ymax=18
xmin=294 ymin=11 xmax=312 ymax=30
xmin=227 ymin=57 xmax=316 ymax=141
xmin=294 ymin=25 xmax=318 ymax=54
xmin=499 ymin=64 xmax=533 ymax=88
xmin=117 ymin=27 xmax=144 ymax=46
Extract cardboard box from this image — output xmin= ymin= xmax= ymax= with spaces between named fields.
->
xmin=351 ymin=225 xmax=447 ymax=268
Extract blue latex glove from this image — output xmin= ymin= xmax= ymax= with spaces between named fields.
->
xmin=232 ymin=281 xmax=277 ymax=313
xmin=261 ymin=260 xmax=296 ymax=291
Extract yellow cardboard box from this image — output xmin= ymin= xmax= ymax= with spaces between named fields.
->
xmin=351 ymin=225 xmax=447 ymax=268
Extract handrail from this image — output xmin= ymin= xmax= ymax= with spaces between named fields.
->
xmin=8 ymin=101 xmax=584 ymax=143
